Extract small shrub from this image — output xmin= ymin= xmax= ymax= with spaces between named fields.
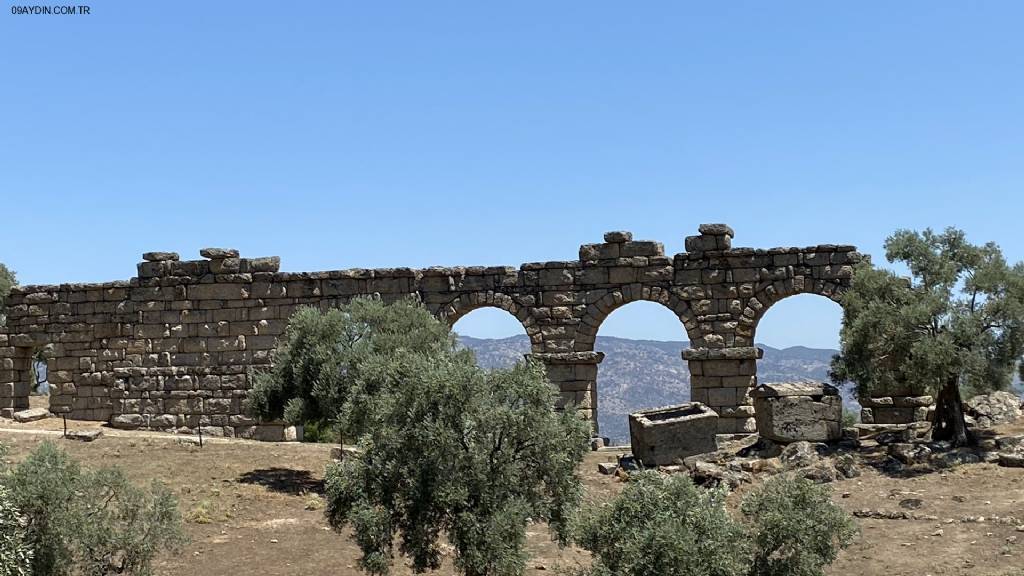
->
xmin=573 ymin=471 xmax=750 ymax=576
xmin=742 ymin=475 xmax=858 ymax=576
xmin=573 ymin=473 xmax=857 ymax=576
xmin=2 ymin=441 xmax=187 ymax=576
xmin=186 ymin=500 xmax=214 ymax=524
xmin=0 ymin=484 xmax=32 ymax=576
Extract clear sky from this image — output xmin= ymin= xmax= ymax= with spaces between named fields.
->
xmin=3 ymin=2 xmax=1023 ymax=349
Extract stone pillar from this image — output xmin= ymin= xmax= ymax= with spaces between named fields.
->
xmin=529 ymin=351 xmax=605 ymax=432
xmin=683 ymin=346 xmax=761 ymax=434
xmin=0 ymin=341 xmax=32 ymax=419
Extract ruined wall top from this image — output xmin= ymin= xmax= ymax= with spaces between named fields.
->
xmin=1 ymin=224 xmax=861 ymax=435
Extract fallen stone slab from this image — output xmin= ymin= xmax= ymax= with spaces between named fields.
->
xmin=597 ymin=462 xmax=618 ymax=475
xmin=13 ymin=408 xmax=50 ymax=423
xmin=64 ymin=429 xmax=102 ymax=442
xmin=110 ymin=414 xmax=143 ymax=429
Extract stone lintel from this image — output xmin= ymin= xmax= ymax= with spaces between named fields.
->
xmin=682 ymin=347 xmax=763 ymax=361
xmin=751 ymin=381 xmax=838 ymax=398
xmin=527 ymin=351 xmax=605 ymax=365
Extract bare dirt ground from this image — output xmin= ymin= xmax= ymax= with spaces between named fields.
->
xmin=1 ymin=407 xmax=1023 ymax=576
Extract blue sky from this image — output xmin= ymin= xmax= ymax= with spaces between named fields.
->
xmin=3 ymin=2 xmax=1023 ymax=349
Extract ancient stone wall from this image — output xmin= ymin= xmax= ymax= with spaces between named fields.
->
xmin=0 ymin=225 xmax=861 ymax=437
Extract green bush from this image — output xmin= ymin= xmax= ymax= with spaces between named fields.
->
xmin=573 ymin=471 xmax=749 ymax=576
xmin=0 ymin=484 xmax=32 ymax=576
xmin=573 ymin=474 xmax=857 ymax=576
xmin=1 ymin=441 xmax=186 ymax=576
xmin=742 ymin=476 xmax=858 ymax=576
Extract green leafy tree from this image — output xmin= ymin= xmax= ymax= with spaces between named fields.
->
xmin=0 ymin=263 xmax=16 ymax=326
xmin=573 ymin=471 xmax=750 ymax=576
xmin=325 ymin=356 xmax=591 ymax=576
xmin=1 ymin=441 xmax=186 ymax=576
xmin=830 ymin=228 xmax=1024 ymax=445
xmin=247 ymin=298 xmax=454 ymax=440
xmin=742 ymin=476 xmax=858 ymax=576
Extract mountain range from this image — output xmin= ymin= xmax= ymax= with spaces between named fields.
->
xmin=457 ymin=334 xmax=852 ymax=444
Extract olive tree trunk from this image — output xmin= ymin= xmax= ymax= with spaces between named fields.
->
xmin=931 ymin=373 xmax=972 ymax=446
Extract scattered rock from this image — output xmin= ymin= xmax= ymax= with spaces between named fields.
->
xmin=779 ymin=441 xmax=825 ymax=470
xmin=800 ymin=462 xmax=838 ymax=483
xmin=110 ymin=414 xmax=144 ymax=429
xmin=590 ymin=437 xmax=605 ymax=451
xmin=932 ymin=449 xmax=981 ymax=468
xmin=176 ymin=437 xmax=202 ymax=447
xmin=966 ymin=391 xmax=1023 ymax=428
xmin=998 ymin=451 xmax=1024 ymax=468
xmin=64 ymin=429 xmax=102 ymax=442
xmin=899 ymin=498 xmax=924 ymax=510
xmin=889 ymin=443 xmax=932 ymax=466
xmin=617 ymin=454 xmax=640 ymax=472
xmin=597 ymin=462 xmax=618 ymax=475
xmin=690 ymin=461 xmax=751 ymax=489
xmin=833 ymin=454 xmax=861 ymax=478
xmin=13 ymin=408 xmax=50 ymax=423
xmin=874 ymin=428 xmax=913 ymax=445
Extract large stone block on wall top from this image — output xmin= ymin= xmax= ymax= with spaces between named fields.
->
xmin=629 ymin=403 xmax=719 ymax=466
xmin=752 ymin=382 xmax=841 ymax=443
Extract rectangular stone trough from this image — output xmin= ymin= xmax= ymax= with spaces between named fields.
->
xmin=628 ymin=402 xmax=719 ymax=466
xmin=752 ymin=381 xmax=841 ymax=443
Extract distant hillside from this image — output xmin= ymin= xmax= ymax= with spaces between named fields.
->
xmin=457 ymin=334 xmax=850 ymax=444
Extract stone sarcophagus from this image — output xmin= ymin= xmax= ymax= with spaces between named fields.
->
xmin=629 ymin=402 xmax=719 ymax=466
xmin=752 ymin=382 xmax=842 ymax=443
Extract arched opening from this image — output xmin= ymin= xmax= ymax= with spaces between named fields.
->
xmin=592 ymin=300 xmax=691 ymax=445
xmin=752 ymin=294 xmax=854 ymax=417
xmin=450 ymin=306 xmax=532 ymax=370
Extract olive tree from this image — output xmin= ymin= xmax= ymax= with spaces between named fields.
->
xmin=247 ymin=298 xmax=454 ymax=440
xmin=831 ymin=228 xmax=1024 ymax=445
xmin=254 ymin=298 xmax=591 ymax=575
xmin=325 ymin=357 xmax=590 ymax=576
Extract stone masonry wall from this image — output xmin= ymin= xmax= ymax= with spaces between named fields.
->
xmin=0 ymin=225 xmax=861 ymax=437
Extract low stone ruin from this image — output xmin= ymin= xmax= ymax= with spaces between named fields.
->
xmin=860 ymin=391 xmax=933 ymax=425
xmin=628 ymin=403 xmax=718 ymax=466
xmin=751 ymin=381 xmax=841 ymax=443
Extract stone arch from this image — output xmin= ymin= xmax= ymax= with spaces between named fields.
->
xmin=738 ymin=279 xmax=847 ymax=347
xmin=575 ymin=284 xmax=699 ymax=352
xmin=439 ymin=291 xmax=543 ymax=353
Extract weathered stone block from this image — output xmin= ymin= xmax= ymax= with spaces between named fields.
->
xmin=629 ymin=403 xmax=719 ymax=466
xmin=752 ymin=382 xmax=841 ymax=443
xmin=200 ymin=247 xmax=240 ymax=259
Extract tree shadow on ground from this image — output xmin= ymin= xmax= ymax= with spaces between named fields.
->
xmin=238 ymin=468 xmax=325 ymax=495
